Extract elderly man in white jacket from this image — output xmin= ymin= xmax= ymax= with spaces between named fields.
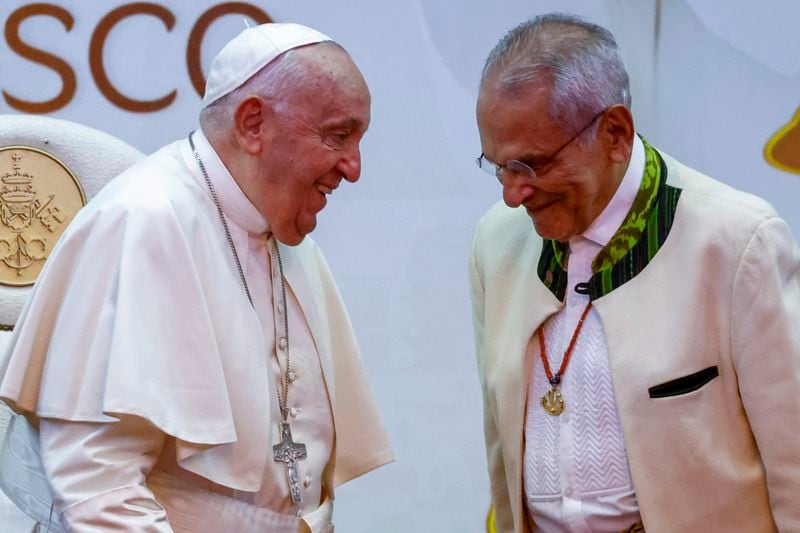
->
xmin=472 ymin=13 xmax=800 ymax=533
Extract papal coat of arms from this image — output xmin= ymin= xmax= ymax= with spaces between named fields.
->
xmin=0 ymin=147 xmax=85 ymax=286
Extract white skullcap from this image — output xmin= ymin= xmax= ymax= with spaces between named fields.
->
xmin=202 ymin=22 xmax=331 ymax=107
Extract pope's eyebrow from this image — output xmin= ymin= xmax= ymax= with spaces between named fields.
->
xmin=322 ymin=117 xmax=360 ymax=131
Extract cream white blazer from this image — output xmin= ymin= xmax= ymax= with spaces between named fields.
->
xmin=470 ymin=152 xmax=800 ymax=532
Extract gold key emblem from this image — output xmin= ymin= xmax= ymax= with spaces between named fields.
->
xmin=0 ymin=146 xmax=85 ymax=286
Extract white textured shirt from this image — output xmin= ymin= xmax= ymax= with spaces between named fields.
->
xmin=38 ymin=130 xmax=334 ymax=532
xmin=524 ymin=136 xmax=645 ymax=532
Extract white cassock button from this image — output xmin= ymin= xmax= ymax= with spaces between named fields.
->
xmin=277 ymin=301 xmax=284 ymax=315
xmin=290 ymin=407 xmax=301 ymax=418
xmin=279 ymin=337 xmax=287 ymax=351
xmin=288 ymin=370 xmax=298 ymax=383
xmin=303 ymin=475 xmax=311 ymax=488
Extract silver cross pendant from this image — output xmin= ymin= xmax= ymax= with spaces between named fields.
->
xmin=272 ymin=422 xmax=307 ymax=504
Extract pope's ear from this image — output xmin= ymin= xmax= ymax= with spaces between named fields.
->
xmin=233 ymin=96 xmax=270 ymax=155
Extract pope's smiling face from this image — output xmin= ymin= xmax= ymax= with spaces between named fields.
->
xmin=476 ymin=78 xmax=621 ymax=242
xmin=251 ymin=46 xmax=371 ymax=246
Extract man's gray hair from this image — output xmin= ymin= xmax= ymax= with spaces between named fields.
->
xmin=200 ymin=41 xmax=343 ymax=134
xmin=481 ymin=13 xmax=631 ymax=136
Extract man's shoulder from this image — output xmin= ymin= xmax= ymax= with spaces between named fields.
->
xmin=662 ymin=151 xmax=779 ymax=229
xmin=657 ymin=150 xmax=799 ymax=267
xmin=472 ymin=201 xmax=541 ymax=256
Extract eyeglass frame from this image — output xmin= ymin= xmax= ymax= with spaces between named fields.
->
xmin=476 ymin=108 xmax=608 ymax=184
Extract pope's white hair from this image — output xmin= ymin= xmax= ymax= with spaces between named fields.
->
xmin=481 ymin=13 xmax=631 ymax=140
xmin=200 ymin=40 xmax=344 ymax=134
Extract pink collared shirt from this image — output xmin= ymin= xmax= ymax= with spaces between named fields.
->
xmin=524 ymin=136 xmax=645 ymax=533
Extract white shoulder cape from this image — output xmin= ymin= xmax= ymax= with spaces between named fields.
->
xmin=0 ymin=140 xmax=392 ymax=496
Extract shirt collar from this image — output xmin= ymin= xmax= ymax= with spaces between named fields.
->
xmin=190 ymin=129 xmax=269 ymax=235
xmin=576 ymin=134 xmax=645 ymax=248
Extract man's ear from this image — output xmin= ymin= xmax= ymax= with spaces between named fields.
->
xmin=233 ymin=96 xmax=270 ymax=155
xmin=600 ymin=104 xmax=634 ymax=164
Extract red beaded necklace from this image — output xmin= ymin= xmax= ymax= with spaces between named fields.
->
xmin=537 ymin=301 xmax=593 ymax=416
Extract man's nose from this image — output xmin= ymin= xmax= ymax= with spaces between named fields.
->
xmin=502 ymin=173 xmax=535 ymax=208
xmin=337 ymin=144 xmax=362 ymax=183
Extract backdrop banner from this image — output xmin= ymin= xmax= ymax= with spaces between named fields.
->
xmin=1 ymin=1 xmax=798 ymax=531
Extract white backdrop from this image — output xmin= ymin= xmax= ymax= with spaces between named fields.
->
xmin=1 ymin=1 xmax=798 ymax=531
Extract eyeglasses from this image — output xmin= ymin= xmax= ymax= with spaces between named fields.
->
xmin=476 ymin=108 xmax=607 ymax=184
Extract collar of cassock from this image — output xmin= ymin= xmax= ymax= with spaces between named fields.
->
xmin=192 ymin=128 xmax=270 ymax=235
xmin=537 ymin=135 xmax=683 ymax=301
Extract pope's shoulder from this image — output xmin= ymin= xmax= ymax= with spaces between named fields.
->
xmin=68 ymin=140 xmax=210 ymax=231
xmin=86 ymin=140 xmax=204 ymax=212
xmin=41 ymin=139 xmax=219 ymax=268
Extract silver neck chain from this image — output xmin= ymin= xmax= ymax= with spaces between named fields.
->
xmin=189 ymin=132 xmax=293 ymax=421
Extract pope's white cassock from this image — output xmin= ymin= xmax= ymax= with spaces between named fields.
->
xmin=0 ymin=129 xmax=393 ymax=532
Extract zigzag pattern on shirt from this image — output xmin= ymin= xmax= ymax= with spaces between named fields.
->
xmin=571 ymin=310 xmax=634 ymax=496
xmin=524 ymin=312 xmax=565 ymax=499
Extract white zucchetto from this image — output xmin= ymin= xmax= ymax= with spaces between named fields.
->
xmin=202 ymin=22 xmax=331 ymax=107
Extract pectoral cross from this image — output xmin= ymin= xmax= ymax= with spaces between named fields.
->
xmin=273 ymin=422 xmax=307 ymax=504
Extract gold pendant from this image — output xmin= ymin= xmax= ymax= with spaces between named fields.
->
xmin=541 ymin=386 xmax=564 ymax=416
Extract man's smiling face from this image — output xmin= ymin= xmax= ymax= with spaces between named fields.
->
xmin=476 ymin=79 xmax=616 ymax=242
xmin=254 ymin=46 xmax=371 ymax=245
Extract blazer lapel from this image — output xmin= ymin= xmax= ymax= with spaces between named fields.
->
xmin=487 ymin=229 xmax=561 ymax=525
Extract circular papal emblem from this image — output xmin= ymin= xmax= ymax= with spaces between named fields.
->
xmin=0 ymin=146 xmax=85 ymax=286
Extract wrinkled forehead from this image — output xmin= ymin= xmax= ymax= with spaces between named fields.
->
xmin=476 ymin=80 xmax=563 ymax=160
xmin=478 ymin=67 xmax=553 ymax=112
xmin=305 ymin=45 xmax=368 ymax=94
xmin=477 ymin=79 xmax=553 ymax=132
xmin=294 ymin=47 xmax=370 ymax=114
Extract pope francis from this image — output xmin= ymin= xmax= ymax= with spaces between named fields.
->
xmin=0 ymin=23 xmax=392 ymax=532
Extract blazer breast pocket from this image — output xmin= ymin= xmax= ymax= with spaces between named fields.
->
xmin=648 ymin=366 xmax=719 ymax=398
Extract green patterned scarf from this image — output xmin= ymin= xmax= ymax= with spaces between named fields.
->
xmin=537 ymin=137 xmax=682 ymax=301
